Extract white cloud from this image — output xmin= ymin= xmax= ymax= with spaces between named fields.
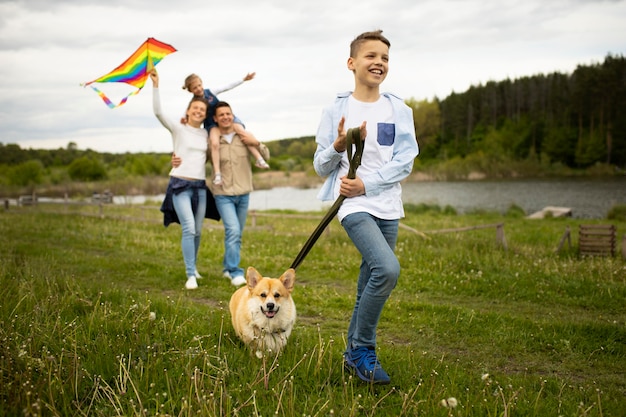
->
xmin=0 ymin=0 xmax=624 ymax=153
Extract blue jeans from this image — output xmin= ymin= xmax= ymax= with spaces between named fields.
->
xmin=214 ymin=194 xmax=249 ymax=277
xmin=341 ymin=212 xmax=400 ymax=350
xmin=172 ymin=185 xmax=207 ymax=277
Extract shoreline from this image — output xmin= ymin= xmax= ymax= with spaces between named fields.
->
xmin=252 ymin=170 xmax=625 ymax=190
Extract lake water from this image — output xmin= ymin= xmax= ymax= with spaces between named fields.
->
xmin=30 ymin=178 xmax=623 ymax=219
xmin=248 ymin=179 xmax=626 ymax=219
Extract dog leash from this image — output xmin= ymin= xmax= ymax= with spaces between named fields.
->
xmin=290 ymin=127 xmax=363 ymax=270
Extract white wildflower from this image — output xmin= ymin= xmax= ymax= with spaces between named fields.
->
xmin=440 ymin=397 xmax=458 ymax=408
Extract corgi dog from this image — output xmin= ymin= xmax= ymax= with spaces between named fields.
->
xmin=229 ymin=267 xmax=296 ymax=358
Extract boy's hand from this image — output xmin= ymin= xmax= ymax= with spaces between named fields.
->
xmin=333 ymin=117 xmax=347 ymax=152
xmin=334 ymin=118 xmax=367 ymax=153
xmin=339 ymin=176 xmax=365 ymax=197
xmin=358 ymin=121 xmax=367 ymax=141
xmin=172 ymin=153 xmax=182 ymax=168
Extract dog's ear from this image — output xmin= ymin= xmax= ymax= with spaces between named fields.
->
xmin=246 ymin=267 xmax=261 ymax=289
xmin=280 ymin=268 xmax=296 ymax=293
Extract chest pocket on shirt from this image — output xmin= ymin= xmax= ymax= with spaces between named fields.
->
xmin=377 ymin=123 xmax=395 ymax=146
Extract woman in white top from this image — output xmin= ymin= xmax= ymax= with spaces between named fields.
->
xmin=151 ymin=70 xmax=209 ymax=290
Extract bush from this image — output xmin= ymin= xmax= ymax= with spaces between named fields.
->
xmin=404 ymin=202 xmax=457 ymax=215
xmin=506 ymin=204 xmax=526 ymax=218
xmin=8 ymin=159 xmax=45 ymax=186
xmin=68 ymin=156 xmax=108 ymax=181
xmin=607 ymin=204 xmax=626 ymax=221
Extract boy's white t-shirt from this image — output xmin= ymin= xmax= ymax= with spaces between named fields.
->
xmin=335 ymin=95 xmax=404 ymax=222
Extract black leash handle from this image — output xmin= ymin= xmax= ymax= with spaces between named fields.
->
xmin=290 ymin=128 xmax=363 ymax=270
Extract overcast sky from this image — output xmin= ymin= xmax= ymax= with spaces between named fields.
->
xmin=1 ymin=0 xmax=625 ymax=154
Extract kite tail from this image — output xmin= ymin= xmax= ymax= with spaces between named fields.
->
xmin=88 ymin=85 xmax=142 ymax=109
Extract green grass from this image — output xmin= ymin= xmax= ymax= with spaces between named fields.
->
xmin=1 ymin=203 xmax=625 ymax=416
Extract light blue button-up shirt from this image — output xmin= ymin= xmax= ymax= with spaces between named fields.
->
xmin=313 ymin=91 xmax=419 ymax=203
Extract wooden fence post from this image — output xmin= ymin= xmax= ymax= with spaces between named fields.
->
xmin=557 ymin=226 xmax=572 ymax=253
xmin=496 ymin=223 xmax=507 ymax=250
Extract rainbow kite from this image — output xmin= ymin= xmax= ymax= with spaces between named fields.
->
xmin=83 ymin=37 xmax=177 ymax=108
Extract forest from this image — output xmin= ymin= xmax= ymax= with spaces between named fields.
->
xmin=1 ymin=53 xmax=624 ymax=188
xmin=410 ymin=53 xmax=626 ymax=168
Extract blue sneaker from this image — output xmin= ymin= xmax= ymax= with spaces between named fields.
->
xmin=344 ymin=346 xmax=390 ymax=384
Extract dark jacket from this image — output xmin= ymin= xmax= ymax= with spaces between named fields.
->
xmin=160 ymin=177 xmax=220 ymax=226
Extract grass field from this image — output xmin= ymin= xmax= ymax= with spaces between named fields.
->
xmin=1 ymin=202 xmax=625 ymax=416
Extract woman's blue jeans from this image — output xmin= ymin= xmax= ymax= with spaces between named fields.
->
xmin=214 ymin=193 xmax=249 ymax=277
xmin=341 ymin=212 xmax=400 ymax=350
xmin=172 ymin=185 xmax=207 ymax=277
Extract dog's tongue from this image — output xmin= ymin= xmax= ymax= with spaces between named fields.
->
xmin=264 ymin=310 xmax=276 ymax=318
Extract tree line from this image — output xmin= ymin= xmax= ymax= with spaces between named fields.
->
xmin=409 ymin=53 xmax=626 ymax=169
